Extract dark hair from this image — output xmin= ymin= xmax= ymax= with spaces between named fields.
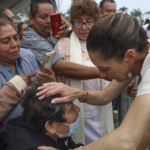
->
xmin=0 ymin=13 xmax=14 ymax=31
xmin=30 ymin=0 xmax=53 ymax=18
xmin=147 ymin=24 xmax=150 ymax=31
xmin=99 ymin=0 xmax=116 ymax=9
xmin=0 ymin=12 xmax=12 ymax=22
xmin=70 ymin=0 xmax=100 ymax=24
xmin=145 ymin=19 xmax=150 ymax=24
xmin=21 ymin=82 xmax=65 ymax=133
xmin=18 ymin=22 xmax=26 ymax=33
xmin=87 ymin=13 xmax=148 ymax=61
xmin=0 ymin=7 xmax=7 ymax=13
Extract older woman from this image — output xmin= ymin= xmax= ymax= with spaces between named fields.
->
xmin=0 ymin=15 xmax=54 ymax=144
xmin=54 ymin=0 xmax=114 ymax=145
xmin=6 ymin=82 xmax=83 ymax=150
xmin=38 ymin=13 xmax=150 ymax=150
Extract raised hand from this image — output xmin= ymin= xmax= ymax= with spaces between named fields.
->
xmin=20 ymin=72 xmax=37 ymax=86
xmin=36 ymin=67 xmax=55 ymax=82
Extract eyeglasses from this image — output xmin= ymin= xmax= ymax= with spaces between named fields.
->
xmin=73 ymin=21 xmax=95 ymax=29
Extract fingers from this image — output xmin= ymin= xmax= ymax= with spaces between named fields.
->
xmin=51 ymin=97 xmax=72 ymax=104
xmin=36 ymin=70 xmax=54 ymax=82
xmin=60 ymin=23 xmax=67 ymax=30
xmin=37 ymin=146 xmax=58 ymax=150
xmin=27 ymin=78 xmax=33 ymax=86
xmin=44 ymin=67 xmax=55 ymax=76
xmin=26 ymin=72 xmax=37 ymax=78
xmin=61 ymin=15 xmax=71 ymax=28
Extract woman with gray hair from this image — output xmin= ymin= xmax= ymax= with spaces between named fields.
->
xmin=6 ymin=82 xmax=83 ymax=150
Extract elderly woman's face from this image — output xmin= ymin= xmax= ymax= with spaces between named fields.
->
xmin=0 ymin=24 xmax=20 ymax=64
xmin=72 ymin=14 xmax=95 ymax=41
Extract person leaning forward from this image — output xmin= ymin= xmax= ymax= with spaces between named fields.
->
xmin=36 ymin=14 xmax=150 ymax=150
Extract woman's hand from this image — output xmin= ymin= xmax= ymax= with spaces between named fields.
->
xmin=36 ymin=82 xmax=81 ymax=103
xmin=36 ymin=67 xmax=54 ymax=82
xmin=20 ymin=72 xmax=37 ymax=86
xmin=37 ymin=146 xmax=59 ymax=150
xmin=124 ymin=81 xmax=137 ymax=98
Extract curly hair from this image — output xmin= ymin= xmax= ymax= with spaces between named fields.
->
xmin=69 ymin=0 xmax=100 ymax=24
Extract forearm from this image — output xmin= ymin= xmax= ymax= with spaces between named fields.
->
xmin=0 ymin=76 xmax=27 ymax=121
xmin=53 ymin=59 xmax=100 ymax=80
xmin=76 ymin=95 xmax=150 ymax=150
xmin=77 ymin=80 xmax=129 ymax=105
xmin=74 ymin=128 xmax=133 ymax=150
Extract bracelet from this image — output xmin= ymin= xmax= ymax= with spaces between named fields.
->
xmin=78 ymin=89 xmax=88 ymax=103
xmin=79 ymin=146 xmax=82 ymax=150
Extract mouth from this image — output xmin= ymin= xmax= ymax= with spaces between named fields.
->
xmin=10 ymin=50 xmax=19 ymax=56
xmin=80 ymin=33 xmax=88 ymax=36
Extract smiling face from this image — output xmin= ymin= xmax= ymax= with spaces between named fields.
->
xmin=29 ymin=3 xmax=55 ymax=38
xmin=0 ymin=24 xmax=20 ymax=65
xmin=3 ymin=9 xmax=18 ymax=32
xmin=72 ymin=14 xmax=95 ymax=41
xmin=88 ymin=51 xmax=130 ymax=82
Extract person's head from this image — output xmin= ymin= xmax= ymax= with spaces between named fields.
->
xmin=99 ymin=0 xmax=116 ymax=17
xmin=29 ymin=0 xmax=55 ymax=38
xmin=22 ymin=82 xmax=80 ymax=141
xmin=69 ymin=0 xmax=100 ymax=41
xmin=0 ymin=17 xmax=20 ymax=65
xmin=18 ymin=22 xmax=28 ymax=40
xmin=87 ymin=13 xmax=149 ymax=82
xmin=144 ymin=18 xmax=150 ymax=25
xmin=0 ymin=7 xmax=18 ymax=32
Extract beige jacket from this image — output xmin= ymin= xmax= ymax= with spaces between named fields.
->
xmin=0 ymin=76 xmax=27 ymax=121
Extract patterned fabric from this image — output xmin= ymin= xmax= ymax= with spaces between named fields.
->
xmin=69 ymin=32 xmax=85 ymax=144
xmin=54 ymin=32 xmax=114 ymax=144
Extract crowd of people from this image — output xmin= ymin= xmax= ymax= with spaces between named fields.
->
xmin=0 ymin=0 xmax=150 ymax=150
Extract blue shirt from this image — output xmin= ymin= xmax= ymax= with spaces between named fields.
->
xmin=4 ymin=59 xmax=24 ymax=78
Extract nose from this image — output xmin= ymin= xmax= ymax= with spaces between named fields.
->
xmin=81 ymin=23 xmax=88 ymax=30
xmin=47 ymin=16 xmax=51 ymax=24
xmin=99 ymin=71 xmax=107 ymax=79
xmin=11 ymin=39 xmax=18 ymax=48
xmin=74 ymin=105 xmax=80 ymax=114
xmin=14 ymin=18 xmax=18 ymax=24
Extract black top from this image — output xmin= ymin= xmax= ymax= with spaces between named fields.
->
xmin=6 ymin=117 xmax=83 ymax=150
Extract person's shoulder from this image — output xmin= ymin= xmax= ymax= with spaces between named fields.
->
xmin=57 ymin=38 xmax=70 ymax=45
xmin=19 ymin=48 xmax=36 ymax=57
xmin=141 ymin=50 xmax=150 ymax=76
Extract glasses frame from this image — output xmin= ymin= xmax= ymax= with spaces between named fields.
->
xmin=73 ymin=21 xmax=95 ymax=29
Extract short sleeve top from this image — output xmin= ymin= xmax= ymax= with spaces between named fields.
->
xmin=136 ymin=47 xmax=150 ymax=97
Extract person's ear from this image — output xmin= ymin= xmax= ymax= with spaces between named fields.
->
xmin=28 ymin=14 xmax=34 ymax=25
xmin=45 ymin=121 xmax=57 ymax=134
xmin=124 ymin=49 xmax=136 ymax=65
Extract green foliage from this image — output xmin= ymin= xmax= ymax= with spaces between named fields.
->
xmin=118 ymin=7 xmax=128 ymax=14
xmin=130 ymin=8 xmax=142 ymax=20
xmin=61 ymin=9 xmax=70 ymax=21
xmin=15 ymin=7 xmax=30 ymax=24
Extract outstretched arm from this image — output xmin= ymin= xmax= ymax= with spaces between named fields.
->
xmin=53 ymin=59 xmax=100 ymax=80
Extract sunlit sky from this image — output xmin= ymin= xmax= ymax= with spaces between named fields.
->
xmin=56 ymin=0 xmax=150 ymax=19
